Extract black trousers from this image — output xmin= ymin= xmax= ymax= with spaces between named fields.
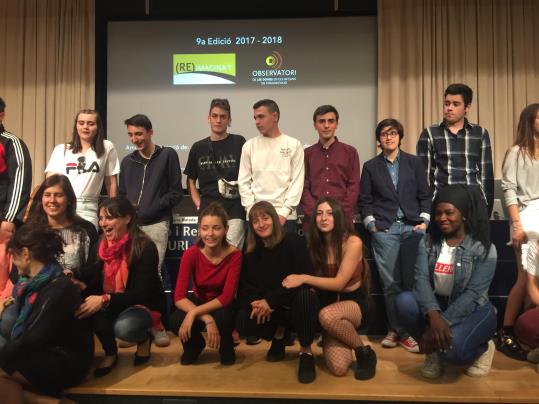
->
xmin=169 ymin=296 xmax=236 ymax=356
xmin=236 ymin=286 xmax=319 ymax=348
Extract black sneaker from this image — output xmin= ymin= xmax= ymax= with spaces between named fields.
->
xmin=219 ymin=347 xmax=236 ymax=366
xmin=180 ymin=335 xmax=206 ymax=365
xmin=496 ymin=331 xmax=527 ymax=361
xmin=245 ymin=335 xmax=262 ymax=345
xmin=354 ymin=345 xmax=377 ymax=380
xmin=266 ymin=338 xmax=286 ymax=362
xmin=297 ymin=352 xmax=316 ymax=383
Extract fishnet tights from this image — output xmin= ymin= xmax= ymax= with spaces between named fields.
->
xmin=319 ymin=300 xmax=363 ymax=376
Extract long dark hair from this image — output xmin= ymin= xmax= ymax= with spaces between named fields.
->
xmin=307 ymin=197 xmax=370 ymax=296
xmin=245 ymin=201 xmax=284 ymax=253
xmin=431 ymin=185 xmax=491 ymax=257
xmin=28 ymin=174 xmax=78 ymax=225
xmin=98 ymin=197 xmax=152 ymax=265
xmin=69 ymin=109 xmax=105 ymax=157
xmin=8 ymin=224 xmax=64 ymax=265
xmin=196 ymin=202 xmax=229 ymax=248
xmin=514 ymin=103 xmax=539 ymax=160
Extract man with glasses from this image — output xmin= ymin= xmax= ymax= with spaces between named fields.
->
xmin=358 ymin=119 xmax=431 ymax=353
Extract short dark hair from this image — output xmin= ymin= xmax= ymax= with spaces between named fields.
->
xmin=313 ymin=105 xmax=339 ymax=122
xmin=375 ymin=118 xmax=404 ymax=144
xmin=253 ymin=99 xmax=280 ymax=119
xmin=209 ymin=98 xmax=231 ymax=118
xmin=444 ymin=83 xmax=473 ymax=106
xmin=124 ymin=114 xmax=152 ymax=131
xmin=8 ymin=224 xmax=64 ymax=265
xmin=0 ymin=97 xmax=5 ymax=113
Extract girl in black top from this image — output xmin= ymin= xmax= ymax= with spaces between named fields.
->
xmin=236 ymin=201 xmax=319 ymax=384
xmin=283 ymin=197 xmax=375 ymax=380
xmin=0 ymin=225 xmax=94 ymax=402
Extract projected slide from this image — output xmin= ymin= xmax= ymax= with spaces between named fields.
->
xmin=107 ymin=17 xmax=377 ymax=182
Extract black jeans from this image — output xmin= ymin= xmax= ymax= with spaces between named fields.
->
xmin=236 ymin=286 xmax=319 ymax=348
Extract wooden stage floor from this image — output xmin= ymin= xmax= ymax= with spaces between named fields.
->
xmin=67 ymin=335 xmax=539 ymax=403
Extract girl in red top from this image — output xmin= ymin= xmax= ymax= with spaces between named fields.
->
xmin=170 ymin=202 xmax=241 ymax=365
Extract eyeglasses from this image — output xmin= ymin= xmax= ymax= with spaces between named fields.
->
xmin=380 ymin=129 xmax=399 ymax=139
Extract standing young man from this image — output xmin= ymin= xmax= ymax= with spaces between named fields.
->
xmin=359 ymin=119 xmax=431 ymax=353
xmin=0 ymin=97 xmax=32 ymax=239
xmin=184 ymin=99 xmax=246 ymax=248
xmin=417 ymin=83 xmax=494 ymax=216
xmin=300 ymin=105 xmax=359 ymax=227
xmin=238 ymin=99 xmax=304 ymax=231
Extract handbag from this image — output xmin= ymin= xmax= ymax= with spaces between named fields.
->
xmin=208 ymin=138 xmax=240 ymax=199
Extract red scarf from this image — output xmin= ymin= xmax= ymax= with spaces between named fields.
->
xmin=99 ymin=234 xmax=130 ymax=293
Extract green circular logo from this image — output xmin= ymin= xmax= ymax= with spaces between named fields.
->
xmin=265 ymin=55 xmax=276 ymax=67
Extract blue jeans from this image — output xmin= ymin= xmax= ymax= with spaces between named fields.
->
xmin=371 ymin=222 xmax=426 ymax=337
xmin=0 ymin=303 xmax=17 ymax=350
xmin=92 ymin=306 xmax=153 ymax=356
xmin=395 ymin=291 xmax=497 ymax=364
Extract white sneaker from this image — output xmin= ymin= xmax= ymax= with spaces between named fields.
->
xmin=381 ymin=331 xmax=398 ymax=348
xmin=421 ymin=352 xmax=442 ymax=379
xmin=152 ymin=328 xmax=171 ymax=347
xmin=527 ymin=347 xmax=539 ymax=363
xmin=466 ymin=340 xmax=495 ymax=377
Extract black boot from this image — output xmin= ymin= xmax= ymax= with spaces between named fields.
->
xmin=354 ymin=345 xmax=377 ymax=380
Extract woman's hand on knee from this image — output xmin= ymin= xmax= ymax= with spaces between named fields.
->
xmin=75 ymin=295 xmax=104 ymax=318
xmin=179 ymin=311 xmax=196 ymax=343
xmin=205 ymin=321 xmax=220 ymax=350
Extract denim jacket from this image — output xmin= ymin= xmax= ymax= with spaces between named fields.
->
xmin=413 ymin=234 xmax=497 ymax=326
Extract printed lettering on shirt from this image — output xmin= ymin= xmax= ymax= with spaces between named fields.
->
xmin=280 ymin=147 xmax=291 ymax=157
xmin=435 ymin=262 xmax=454 ymax=275
xmin=66 ymin=156 xmax=100 ymax=175
xmin=198 ymin=155 xmax=238 ymax=170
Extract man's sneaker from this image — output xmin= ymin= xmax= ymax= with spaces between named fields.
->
xmin=421 ymin=352 xmax=442 ymax=379
xmin=495 ymin=330 xmax=527 ymax=361
xmin=297 ymin=352 xmax=316 ymax=383
xmin=381 ymin=331 xmax=398 ymax=348
xmin=354 ymin=345 xmax=377 ymax=380
xmin=152 ymin=328 xmax=171 ymax=347
xmin=466 ymin=340 xmax=495 ymax=377
xmin=527 ymin=347 xmax=539 ymax=363
xmin=399 ymin=336 xmax=420 ymax=353
xmin=245 ymin=335 xmax=262 ymax=345
xmin=266 ymin=338 xmax=286 ymax=362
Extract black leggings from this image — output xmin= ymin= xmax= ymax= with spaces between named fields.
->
xmin=236 ymin=286 xmax=319 ymax=347
xmin=169 ymin=297 xmax=236 ymax=355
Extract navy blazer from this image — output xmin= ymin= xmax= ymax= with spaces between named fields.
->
xmin=358 ymin=150 xmax=431 ymax=231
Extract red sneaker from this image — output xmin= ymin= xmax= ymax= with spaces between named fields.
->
xmin=399 ymin=336 xmax=420 ymax=353
xmin=381 ymin=331 xmax=398 ymax=348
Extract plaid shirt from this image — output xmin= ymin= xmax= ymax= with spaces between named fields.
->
xmin=416 ymin=119 xmax=494 ymax=213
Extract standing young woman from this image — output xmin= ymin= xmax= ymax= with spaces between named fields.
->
xmin=395 ymin=185 xmax=497 ymax=378
xmin=498 ymin=103 xmax=539 ymax=360
xmin=0 ymin=225 xmax=94 ymax=403
xmin=28 ymin=174 xmax=98 ymax=291
xmin=76 ymin=197 xmax=166 ymax=377
xmin=170 ymin=202 xmax=241 ymax=365
xmin=282 ymin=197 xmax=376 ymax=380
xmin=236 ymin=201 xmax=319 ymax=384
xmin=46 ymin=109 xmax=120 ymax=228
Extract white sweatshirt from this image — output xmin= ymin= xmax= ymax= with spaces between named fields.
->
xmin=238 ymin=133 xmax=304 ymax=219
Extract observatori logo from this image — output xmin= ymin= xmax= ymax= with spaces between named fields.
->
xmin=173 ymin=54 xmax=236 ymax=85
xmin=251 ymin=51 xmax=296 ymax=86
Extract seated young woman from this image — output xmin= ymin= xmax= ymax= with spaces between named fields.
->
xmin=236 ymin=201 xmax=319 ymax=384
xmin=27 ymin=174 xmax=99 ymax=292
xmin=395 ymin=184 xmax=498 ymax=378
xmin=282 ymin=197 xmax=376 ymax=380
xmin=76 ymin=197 xmax=167 ymax=377
xmin=170 ymin=202 xmax=241 ymax=365
xmin=0 ymin=225 xmax=94 ymax=403
xmin=513 ymin=240 xmax=539 ymax=370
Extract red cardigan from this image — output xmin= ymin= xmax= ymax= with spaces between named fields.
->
xmin=174 ymin=245 xmax=241 ymax=307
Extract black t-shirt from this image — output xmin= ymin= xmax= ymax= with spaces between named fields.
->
xmin=184 ymin=134 xmax=246 ymax=219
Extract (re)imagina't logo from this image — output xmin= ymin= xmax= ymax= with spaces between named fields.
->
xmin=265 ymin=51 xmax=283 ymax=69
xmin=172 ymin=54 xmax=236 ymax=85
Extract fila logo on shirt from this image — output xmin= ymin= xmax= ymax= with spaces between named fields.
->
xmin=66 ymin=156 xmax=100 ymax=175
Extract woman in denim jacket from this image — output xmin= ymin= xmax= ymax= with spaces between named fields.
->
xmin=395 ymin=184 xmax=497 ymax=379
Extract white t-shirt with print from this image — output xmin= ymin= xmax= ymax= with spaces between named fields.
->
xmin=434 ymin=240 xmax=457 ymax=297
xmin=45 ymin=139 xmax=120 ymax=199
